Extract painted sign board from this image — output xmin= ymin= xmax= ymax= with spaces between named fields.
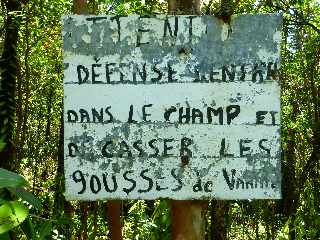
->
xmin=62 ymin=14 xmax=282 ymax=200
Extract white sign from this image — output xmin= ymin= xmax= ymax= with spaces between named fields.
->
xmin=62 ymin=14 xmax=282 ymax=200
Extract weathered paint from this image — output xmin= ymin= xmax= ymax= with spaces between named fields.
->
xmin=62 ymin=14 xmax=282 ymax=200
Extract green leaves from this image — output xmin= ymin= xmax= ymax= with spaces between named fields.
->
xmin=39 ymin=221 xmax=53 ymax=240
xmin=20 ymin=217 xmax=36 ymax=239
xmin=0 ymin=168 xmax=28 ymax=189
xmin=14 ymin=190 xmax=42 ymax=209
xmin=0 ymin=201 xmax=29 ymax=234
xmin=0 ymin=168 xmax=41 ymax=209
xmin=0 ymin=169 xmax=30 ymax=235
xmin=0 ymin=137 xmax=6 ymax=152
xmin=0 ymin=168 xmax=46 ymax=238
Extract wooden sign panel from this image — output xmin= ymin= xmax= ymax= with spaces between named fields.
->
xmin=62 ymin=14 xmax=282 ymax=200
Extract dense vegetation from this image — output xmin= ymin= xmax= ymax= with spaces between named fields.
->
xmin=0 ymin=0 xmax=319 ymax=239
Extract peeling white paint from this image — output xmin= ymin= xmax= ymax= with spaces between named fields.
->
xmin=81 ymin=34 xmax=91 ymax=44
xmin=273 ymin=31 xmax=282 ymax=55
xmin=62 ymin=14 xmax=282 ymax=201
xmin=221 ymin=23 xmax=230 ymax=41
xmin=257 ymin=48 xmax=278 ymax=62
xmin=99 ymin=27 xmax=105 ymax=47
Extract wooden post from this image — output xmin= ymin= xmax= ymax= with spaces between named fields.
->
xmin=73 ymin=0 xmax=88 ymax=14
xmin=167 ymin=1 xmax=208 ymax=240
xmin=106 ymin=200 xmax=122 ymax=240
xmin=171 ymin=200 xmax=208 ymax=240
xmin=168 ymin=0 xmax=201 ymax=14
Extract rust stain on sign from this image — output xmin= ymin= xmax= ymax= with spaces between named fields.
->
xmin=62 ymin=14 xmax=282 ymax=200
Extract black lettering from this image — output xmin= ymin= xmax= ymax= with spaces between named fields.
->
xmin=137 ymin=16 xmax=150 ymax=46
xmin=105 ymin=63 xmax=116 ymax=84
xmin=259 ymin=139 xmax=270 ymax=155
xmin=77 ymin=65 xmax=89 ymax=84
xmin=102 ymin=141 xmax=113 ymax=158
xmin=156 ymin=177 xmax=168 ymax=191
xmin=240 ymin=139 xmax=252 ymax=157
xmin=105 ymin=106 xmax=113 ymax=123
xmin=142 ymin=104 xmax=152 ymax=122
xmin=171 ymin=168 xmax=182 ymax=191
xmin=102 ymin=174 xmax=118 ymax=192
xmin=270 ymin=111 xmax=278 ymax=125
xmin=133 ymin=140 xmax=145 ymax=157
xmin=256 ymin=111 xmax=268 ymax=124
xmin=188 ymin=16 xmax=196 ymax=42
xmin=219 ymin=138 xmax=234 ymax=157
xmin=180 ymin=137 xmax=193 ymax=157
xmin=252 ymin=63 xmax=264 ymax=83
xmin=148 ymin=139 xmax=159 ymax=157
xmin=179 ymin=107 xmax=190 ymax=123
xmin=236 ymin=178 xmax=245 ymax=189
xmin=194 ymin=70 xmax=209 ymax=83
xmin=168 ymin=64 xmax=177 ymax=82
xmin=72 ymin=170 xmax=86 ymax=194
xmin=246 ymin=180 xmax=254 ymax=189
xmin=260 ymin=179 xmax=269 ymax=188
xmin=137 ymin=29 xmax=150 ymax=46
xmin=164 ymin=106 xmax=177 ymax=122
xmin=92 ymin=108 xmax=103 ymax=123
xmin=133 ymin=63 xmax=147 ymax=83
xmin=86 ymin=16 xmax=108 ymax=23
xmin=79 ymin=109 xmax=90 ymax=122
xmin=209 ymin=69 xmax=220 ymax=82
xmin=138 ymin=169 xmax=153 ymax=193
xmin=67 ymin=110 xmax=78 ymax=122
xmin=239 ymin=64 xmax=246 ymax=81
xmin=92 ymin=64 xmax=102 ymax=83
xmin=193 ymin=177 xmax=202 ymax=192
xmin=119 ymin=63 xmax=129 ymax=83
xmin=110 ymin=15 xmax=124 ymax=42
xmin=226 ymin=105 xmax=240 ymax=124
xmin=222 ymin=65 xmax=235 ymax=82
xmin=118 ymin=140 xmax=132 ymax=158
xmin=163 ymin=138 xmax=174 ymax=157
xmin=204 ymin=181 xmax=213 ymax=192
xmin=192 ymin=108 xmax=204 ymax=123
xmin=90 ymin=175 xmax=101 ymax=194
xmin=151 ymin=64 xmax=163 ymax=83
xmin=163 ymin=16 xmax=178 ymax=38
xmin=68 ymin=143 xmax=78 ymax=157
xmin=128 ymin=105 xmax=138 ymax=123
xmin=266 ymin=62 xmax=278 ymax=80
xmin=207 ymin=107 xmax=223 ymax=125
xmin=123 ymin=171 xmax=136 ymax=195
xmin=222 ymin=168 xmax=236 ymax=190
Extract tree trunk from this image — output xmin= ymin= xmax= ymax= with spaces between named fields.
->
xmin=211 ymin=200 xmax=229 ymax=240
xmin=0 ymin=0 xmax=22 ymax=170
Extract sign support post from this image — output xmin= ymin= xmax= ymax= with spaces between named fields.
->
xmin=106 ymin=200 xmax=122 ymax=240
xmin=168 ymin=1 xmax=208 ymax=239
